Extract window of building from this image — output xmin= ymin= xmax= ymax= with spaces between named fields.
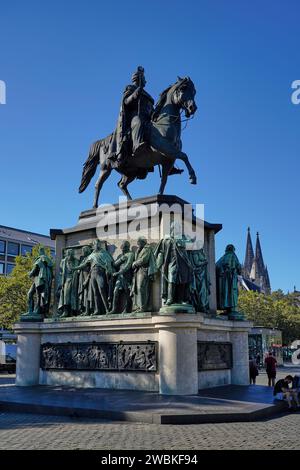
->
xmin=0 ymin=240 xmax=6 ymax=254
xmin=21 ymin=244 xmax=32 ymax=256
xmin=0 ymin=263 xmax=4 ymax=275
xmin=6 ymin=264 xmax=15 ymax=275
xmin=7 ymin=242 xmax=19 ymax=256
xmin=50 ymin=249 xmax=55 ymax=258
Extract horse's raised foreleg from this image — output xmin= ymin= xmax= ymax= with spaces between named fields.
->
xmin=118 ymin=175 xmax=135 ymax=200
xmin=177 ymin=152 xmax=197 ymax=184
xmin=158 ymin=160 xmax=174 ymax=195
xmin=93 ymin=166 xmax=112 ymax=208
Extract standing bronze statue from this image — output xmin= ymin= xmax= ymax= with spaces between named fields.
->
xmin=155 ymin=231 xmax=194 ymax=307
xmin=216 ymin=244 xmax=244 ymax=320
xmin=131 ymin=237 xmax=157 ymax=312
xmin=109 ymin=241 xmax=135 ymax=314
xmin=57 ymin=249 xmax=80 ymax=317
xmin=73 ymin=240 xmax=114 ymax=315
xmin=79 ymin=68 xmax=197 ymax=207
xmin=25 ymin=246 xmax=53 ymax=317
xmin=77 ymin=245 xmax=93 ymax=316
xmin=189 ymin=248 xmax=211 ymax=313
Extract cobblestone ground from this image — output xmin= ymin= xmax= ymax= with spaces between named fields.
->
xmin=0 ymin=369 xmax=299 ymax=450
xmin=0 ymin=410 xmax=299 ymax=450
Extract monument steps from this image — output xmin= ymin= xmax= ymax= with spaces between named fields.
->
xmin=0 ymin=384 xmax=286 ymax=425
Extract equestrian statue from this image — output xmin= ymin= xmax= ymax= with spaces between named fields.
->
xmin=79 ymin=67 xmax=198 ymax=208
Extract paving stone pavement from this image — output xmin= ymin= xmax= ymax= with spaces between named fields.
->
xmin=1 ymin=369 xmax=299 ymax=450
xmin=0 ymin=410 xmax=299 ymax=450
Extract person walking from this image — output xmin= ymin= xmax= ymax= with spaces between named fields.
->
xmin=249 ymin=357 xmax=259 ymax=384
xmin=265 ymin=351 xmax=277 ymax=387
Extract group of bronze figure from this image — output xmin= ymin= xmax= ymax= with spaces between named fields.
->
xmin=25 ymin=238 xmax=242 ymax=319
xmin=56 ymin=237 xmax=156 ymax=317
xmin=56 ymin=235 xmax=212 ymax=318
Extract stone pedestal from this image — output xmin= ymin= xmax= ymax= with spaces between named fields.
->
xmin=197 ymin=316 xmax=252 ymax=389
xmin=230 ymin=329 xmax=251 ymax=385
xmin=154 ymin=315 xmax=199 ymax=395
xmin=14 ymin=314 xmax=252 ymax=394
xmin=15 ymin=329 xmax=41 ymax=386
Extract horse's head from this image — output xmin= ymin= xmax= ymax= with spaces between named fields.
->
xmin=172 ymin=77 xmax=197 ymax=118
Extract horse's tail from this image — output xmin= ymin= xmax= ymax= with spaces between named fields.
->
xmin=78 ymin=139 xmax=103 ymax=193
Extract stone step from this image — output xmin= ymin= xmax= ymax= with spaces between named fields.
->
xmin=0 ymin=384 xmax=287 ymax=425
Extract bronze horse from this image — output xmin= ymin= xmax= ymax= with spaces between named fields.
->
xmin=79 ymin=77 xmax=197 ymax=208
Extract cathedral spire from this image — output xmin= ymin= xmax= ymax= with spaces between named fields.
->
xmin=241 ymin=228 xmax=271 ymax=293
xmin=243 ymin=227 xmax=254 ymax=278
xmin=255 ymin=232 xmax=265 ymax=279
xmin=264 ymin=265 xmax=271 ymax=293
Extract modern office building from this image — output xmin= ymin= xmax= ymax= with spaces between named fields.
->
xmin=0 ymin=224 xmax=55 ymax=276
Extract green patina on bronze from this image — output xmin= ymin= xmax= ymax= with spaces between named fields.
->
xmin=21 ymin=238 xmax=246 ymax=322
xmin=77 ymin=245 xmax=93 ymax=316
xmin=216 ymin=244 xmax=244 ymax=320
xmin=109 ymin=241 xmax=135 ymax=314
xmin=57 ymin=248 xmax=80 ymax=317
xmin=155 ymin=225 xmax=195 ymax=313
xmin=21 ymin=247 xmax=53 ymax=322
xmin=68 ymin=240 xmax=115 ymax=317
xmin=189 ymin=248 xmax=210 ymax=313
xmin=131 ymin=237 xmax=157 ymax=313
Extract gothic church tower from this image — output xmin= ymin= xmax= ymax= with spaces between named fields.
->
xmin=242 ymin=228 xmax=271 ymax=294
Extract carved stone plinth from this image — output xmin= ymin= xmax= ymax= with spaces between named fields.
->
xmin=14 ymin=314 xmax=252 ymax=394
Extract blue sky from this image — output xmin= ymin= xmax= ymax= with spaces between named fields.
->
xmin=0 ymin=0 xmax=299 ymax=292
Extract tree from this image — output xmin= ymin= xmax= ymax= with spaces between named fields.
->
xmin=238 ymin=290 xmax=300 ymax=345
xmin=0 ymin=245 xmax=53 ymax=330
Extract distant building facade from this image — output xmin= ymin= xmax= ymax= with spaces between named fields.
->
xmin=248 ymin=327 xmax=283 ymax=365
xmin=240 ymin=228 xmax=271 ymax=294
xmin=0 ymin=224 xmax=55 ymax=276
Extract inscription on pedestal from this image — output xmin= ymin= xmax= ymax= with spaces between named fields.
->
xmin=40 ymin=342 xmax=157 ymax=372
xmin=198 ymin=341 xmax=232 ymax=371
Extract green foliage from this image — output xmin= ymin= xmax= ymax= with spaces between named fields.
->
xmin=0 ymin=245 xmax=53 ymax=330
xmin=238 ymin=289 xmax=300 ymax=345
